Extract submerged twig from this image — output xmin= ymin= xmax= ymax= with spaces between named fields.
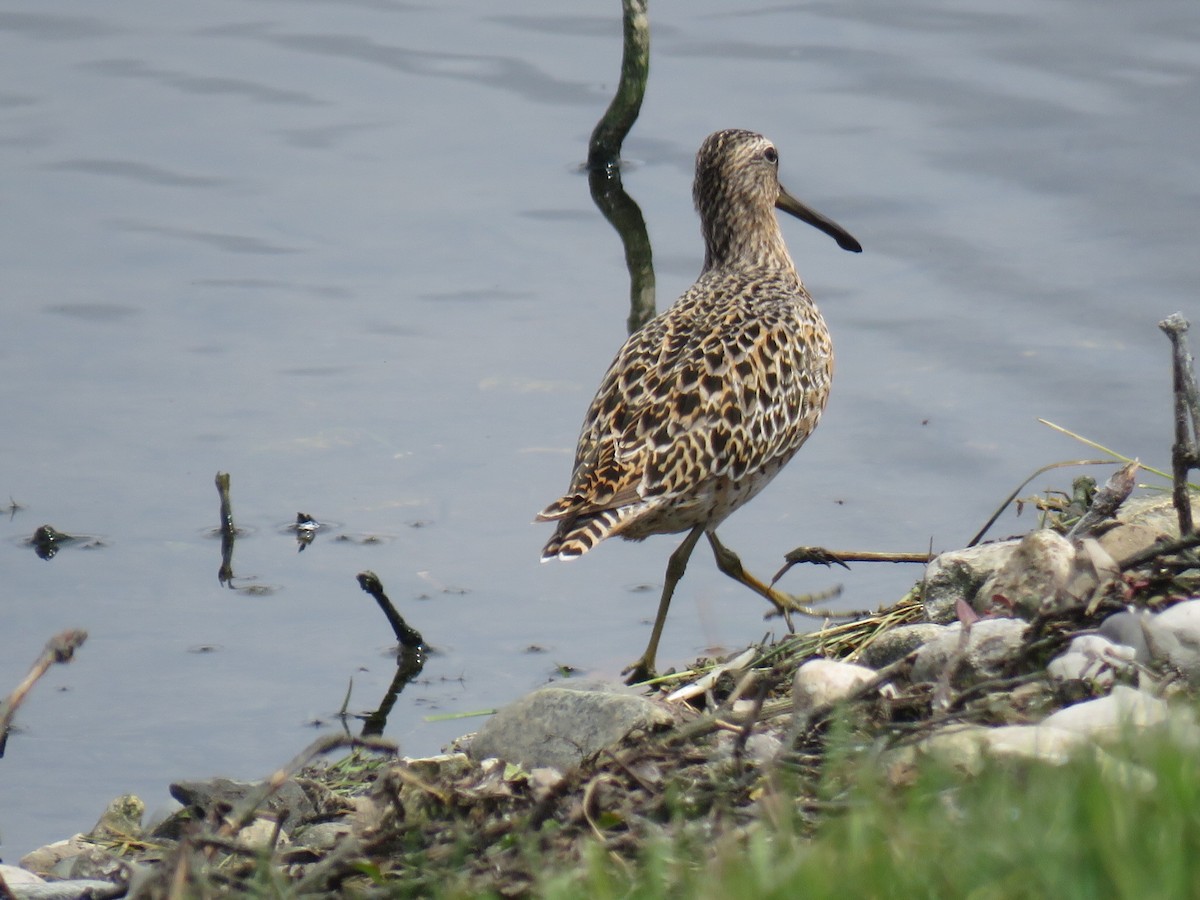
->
xmin=0 ymin=629 xmax=88 ymax=755
xmin=587 ymin=0 xmax=650 ymax=172
xmin=215 ymin=471 xmax=235 ymax=537
xmin=357 ymin=571 xmax=424 ymax=649
xmin=294 ymin=511 xmax=318 ymax=552
xmin=215 ymin=472 xmax=236 ymax=586
xmin=29 ymin=524 xmax=75 ymax=560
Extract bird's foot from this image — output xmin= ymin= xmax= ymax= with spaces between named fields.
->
xmin=763 ymin=583 xmax=846 ymax=629
xmin=771 ymin=546 xmax=851 ymax=586
xmin=621 ymin=656 xmax=657 ymax=686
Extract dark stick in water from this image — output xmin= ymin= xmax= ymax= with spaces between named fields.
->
xmin=357 ymin=571 xmax=424 ymax=650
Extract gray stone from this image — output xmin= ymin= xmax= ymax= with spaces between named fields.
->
xmin=1101 ymin=603 xmax=1200 ymax=683
xmin=19 ymin=837 xmax=94 ymax=879
xmin=54 ymin=846 xmax=129 ymax=885
xmin=1098 ymin=611 xmax=1154 ymax=663
xmin=292 ymin=820 xmax=351 ymax=852
xmin=4 ymin=879 xmax=126 ymax=899
xmin=235 ymin=817 xmax=289 ymax=848
xmin=858 ymin=623 xmax=947 ymax=668
xmin=922 ymin=542 xmax=1017 ymax=623
xmin=925 ymin=530 xmax=1122 ymax=624
xmin=983 ymin=726 xmax=1156 ymax=789
xmin=978 ymin=530 xmax=1075 ymax=618
xmin=711 ymin=730 xmax=783 ymax=765
xmin=87 ymin=793 xmax=144 ymax=841
xmin=1095 ymin=490 xmax=1200 ymax=565
xmin=169 ymin=776 xmax=316 ymax=824
xmin=467 ymin=683 xmax=675 ymax=772
xmin=911 ymin=617 xmax=1029 ymax=686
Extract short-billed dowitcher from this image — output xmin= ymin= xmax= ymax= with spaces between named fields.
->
xmin=539 ymin=128 xmax=861 ymax=682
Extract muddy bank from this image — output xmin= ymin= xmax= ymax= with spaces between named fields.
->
xmin=5 ymin=481 xmax=1200 ymax=898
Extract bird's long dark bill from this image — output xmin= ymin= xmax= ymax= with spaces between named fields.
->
xmin=776 ymin=185 xmax=862 ymax=253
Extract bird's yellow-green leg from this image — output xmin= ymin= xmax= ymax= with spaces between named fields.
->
xmin=706 ymin=531 xmax=841 ymax=630
xmin=623 ymin=524 xmax=705 ymax=685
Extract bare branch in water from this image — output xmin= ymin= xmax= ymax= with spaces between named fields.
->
xmin=215 ymin=471 xmax=235 ymax=537
xmin=587 ymin=0 xmax=650 ymax=172
xmin=357 ymin=571 xmax=425 ymax=650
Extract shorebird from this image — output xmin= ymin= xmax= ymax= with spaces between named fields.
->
xmin=538 ymin=128 xmax=861 ymax=682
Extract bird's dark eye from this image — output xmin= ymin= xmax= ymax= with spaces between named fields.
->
xmin=763 ymin=147 xmax=778 ymax=163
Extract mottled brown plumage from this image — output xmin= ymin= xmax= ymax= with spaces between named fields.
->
xmin=538 ymin=129 xmax=860 ymax=680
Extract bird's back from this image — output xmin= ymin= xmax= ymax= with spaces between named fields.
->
xmin=539 ymin=263 xmax=832 ymax=560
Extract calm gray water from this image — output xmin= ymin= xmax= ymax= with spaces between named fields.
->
xmin=2 ymin=0 xmax=1198 ymax=857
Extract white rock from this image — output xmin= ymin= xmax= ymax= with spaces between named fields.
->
xmin=793 ymin=659 xmax=878 ymax=716
xmin=899 ymin=723 xmax=1156 ymax=790
xmin=1042 ymin=685 xmax=1169 ymax=741
xmin=666 ymin=647 xmax=756 ymax=702
xmin=1046 ymin=634 xmax=1137 ymax=685
xmin=1150 ymin=600 xmax=1200 ymax=682
xmin=982 ymin=724 xmax=1089 ymax=764
xmin=905 ymin=725 xmax=990 ymax=775
xmin=1154 ymin=598 xmax=1200 ymax=633
xmin=18 ymin=836 xmax=93 ymax=878
xmin=236 ymin=817 xmax=289 ymax=848
xmin=0 ymin=864 xmax=44 ymax=885
xmin=1063 ymin=538 xmax=1121 ymax=610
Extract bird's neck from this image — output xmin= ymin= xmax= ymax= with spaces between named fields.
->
xmin=700 ymin=209 xmax=798 ymax=277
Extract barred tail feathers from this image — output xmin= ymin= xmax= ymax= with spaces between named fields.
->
xmin=539 ymin=506 xmax=634 ymax=561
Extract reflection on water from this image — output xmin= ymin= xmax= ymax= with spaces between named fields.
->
xmin=1 ymin=0 xmax=1198 ymax=858
xmin=588 ymin=163 xmax=656 ymax=333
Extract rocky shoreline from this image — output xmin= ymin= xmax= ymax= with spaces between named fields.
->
xmin=3 ymin=487 xmax=1199 ymax=898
